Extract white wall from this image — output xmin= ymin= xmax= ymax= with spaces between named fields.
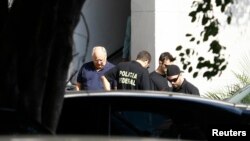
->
xmin=131 ymin=0 xmax=250 ymax=95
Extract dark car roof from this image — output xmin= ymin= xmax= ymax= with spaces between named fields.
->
xmin=0 ymin=136 xmax=182 ymax=141
xmin=65 ymin=90 xmax=250 ymax=111
xmin=60 ymin=90 xmax=250 ymax=140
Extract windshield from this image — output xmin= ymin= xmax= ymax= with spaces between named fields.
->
xmin=228 ymin=85 xmax=250 ymax=105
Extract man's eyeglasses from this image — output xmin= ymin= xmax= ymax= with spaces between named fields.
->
xmin=168 ymin=75 xmax=179 ymax=83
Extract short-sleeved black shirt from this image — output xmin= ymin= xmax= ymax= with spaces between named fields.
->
xmin=104 ymin=61 xmax=151 ymax=90
xmin=173 ymin=79 xmax=200 ymax=96
xmin=150 ymin=71 xmax=172 ymax=91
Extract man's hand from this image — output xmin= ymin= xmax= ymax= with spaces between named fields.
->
xmin=101 ymin=76 xmax=111 ymax=91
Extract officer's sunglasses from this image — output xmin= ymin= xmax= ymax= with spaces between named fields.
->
xmin=168 ymin=74 xmax=179 ymax=83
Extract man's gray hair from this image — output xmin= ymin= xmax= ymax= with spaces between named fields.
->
xmin=92 ymin=46 xmax=107 ymax=56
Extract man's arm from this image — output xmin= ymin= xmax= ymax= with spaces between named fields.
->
xmin=188 ymin=82 xmax=200 ymax=96
xmin=76 ymin=82 xmax=81 ymax=91
xmin=101 ymin=76 xmax=111 ymax=91
xmin=141 ymin=70 xmax=152 ymax=90
xmin=192 ymin=87 xmax=200 ymax=96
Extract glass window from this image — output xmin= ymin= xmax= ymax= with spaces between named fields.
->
xmin=110 ymin=110 xmax=178 ymax=138
xmin=57 ymin=99 xmax=109 ymax=135
xmin=241 ymin=93 xmax=250 ymax=104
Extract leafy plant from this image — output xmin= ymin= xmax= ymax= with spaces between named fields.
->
xmin=204 ymin=69 xmax=250 ymax=100
xmin=204 ymin=72 xmax=250 ymax=100
xmin=204 ymin=49 xmax=250 ymax=100
xmin=177 ymin=0 xmax=233 ymax=80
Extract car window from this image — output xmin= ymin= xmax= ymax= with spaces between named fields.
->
xmin=111 ymin=111 xmax=175 ymax=138
xmin=57 ymin=98 xmax=110 ymax=135
xmin=109 ymin=104 xmax=207 ymax=140
xmin=241 ymin=93 xmax=250 ymax=104
xmin=228 ymin=85 xmax=250 ymax=104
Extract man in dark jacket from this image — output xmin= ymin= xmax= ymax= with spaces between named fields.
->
xmin=166 ymin=65 xmax=200 ymax=96
xmin=150 ymin=52 xmax=175 ymax=91
xmin=101 ymin=50 xmax=151 ymax=90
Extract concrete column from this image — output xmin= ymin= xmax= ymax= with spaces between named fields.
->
xmin=131 ymin=0 xmax=155 ymax=72
xmin=131 ymin=0 xmax=191 ymax=71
